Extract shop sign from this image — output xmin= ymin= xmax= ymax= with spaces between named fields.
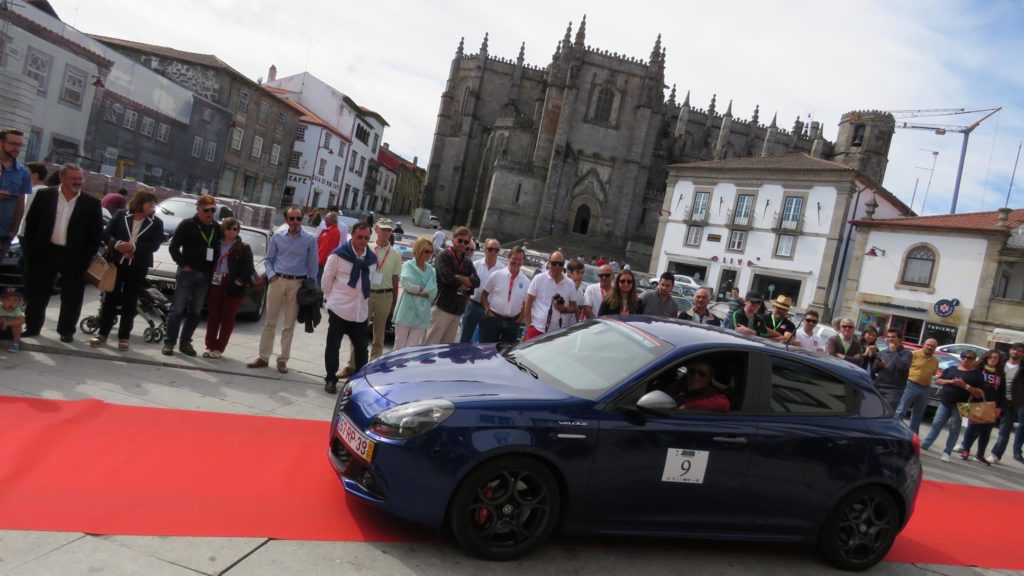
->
xmin=933 ymin=298 xmax=960 ymax=318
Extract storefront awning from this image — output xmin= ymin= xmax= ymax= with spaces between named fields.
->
xmin=989 ymin=328 xmax=1024 ymax=344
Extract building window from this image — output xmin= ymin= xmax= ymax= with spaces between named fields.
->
xmin=238 ymin=90 xmax=250 ymax=112
xmin=691 ymin=191 xmax=709 ymax=222
xmin=333 ymin=165 xmax=341 ymax=182
xmin=685 ymin=225 xmax=702 ymax=247
xmin=24 ymin=47 xmax=53 ymax=94
xmin=727 ymin=230 xmax=746 ymax=251
xmin=202 ymin=108 xmax=212 ymax=122
xmin=355 ymin=124 xmax=370 ymax=145
xmin=775 ymin=234 xmax=795 ymax=258
xmin=231 ymin=127 xmax=244 ymax=151
xmin=277 ymin=111 xmax=286 ymax=132
xmin=733 ymin=194 xmax=753 ymax=226
xmin=780 ymin=196 xmax=803 ymax=230
xmin=458 ymin=84 xmax=472 ymax=116
xmin=323 ymin=132 xmax=332 ymax=150
xmin=156 ymin=123 xmax=170 ymax=142
xmin=140 ymin=117 xmax=155 ymax=137
xmin=851 ymin=124 xmax=866 ymax=147
xmin=251 ymin=135 xmax=263 ymax=159
xmin=357 ymin=156 xmax=366 ymax=176
xmin=58 ymin=65 xmax=87 ymax=108
xmin=593 ymin=88 xmax=614 ymax=123
xmin=123 ymin=109 xmax=138 ymax=131
xmin=192 ymin=136 xmax=203 ymax=158
xmin=288 ymin=151 xmax=301 ymax=168
xmin=338 ymin=143 xmax=346 ymax=157
xmin=270 ymin=144 xmax=281 ymax=166
xmin=258 ymin=100 xmax=270 ymax=123
xmin=372 ymin=133 xmax=379 ymax=153
xmin=204 ymin=141 xmax=216 ymax=162
xmin=318 ymin=158 xmax=327 ymax=176
xmin=900 ymin=245 xmax=937 ymax=287
xmin=295 ymin=125 xmax=306 ymax=141
xmin=349 ymin=152 xmax=358 ymax=172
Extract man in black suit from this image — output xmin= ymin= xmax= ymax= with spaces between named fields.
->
xmin=22 ymin=164 xmax=103 ymax=342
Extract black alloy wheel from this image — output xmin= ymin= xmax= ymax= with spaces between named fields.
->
xmin=449 ymin=456 xmax=561 ymax=561
xmin=819 ymin=486 xmax=900 ymax=571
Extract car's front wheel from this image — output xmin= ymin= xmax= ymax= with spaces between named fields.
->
xmin=818 ymin=486 xmax=900 ymax=571
xmin=449 ymin=456 xmax=561 ymax=561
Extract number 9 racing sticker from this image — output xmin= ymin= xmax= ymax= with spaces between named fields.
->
xmin=662 ymin=448 xmax=709 ymax=484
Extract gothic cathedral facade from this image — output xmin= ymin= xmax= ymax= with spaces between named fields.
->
xmin=423 ymin=18 xmax=895 ymax=259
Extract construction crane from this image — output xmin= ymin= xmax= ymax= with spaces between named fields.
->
xmin=887 ymin=108 xmax=966 ymax=119
xmin=894 ymin=107 xmax=1002 ymax=214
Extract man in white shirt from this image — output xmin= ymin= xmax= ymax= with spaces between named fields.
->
xmin=321 ymin=221 xmax=376 ymax=394
xmin=432 ymin=228 xmax=446 ymax=251
xmin=480 ymin=246 xmax=529 ymax=343
xmin=460 ymin=237 xmax=505 ymax=343
xmin=581 ymin=264 xmax=614 ymax=319
xmin=522 ymin=251 xmax=576 ymax=341
xmin=794 ymin=310 xmax=825 ymax=351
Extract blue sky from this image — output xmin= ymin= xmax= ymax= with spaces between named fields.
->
xmin=47 ymin=0 xmax=1024 ymax=214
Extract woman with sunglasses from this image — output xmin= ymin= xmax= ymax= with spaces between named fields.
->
xmin=921 ymin=351 xmax=983 ymax=461
xmin=959 ymin=349 xmax=1008 ymax=465
xmin=598 ymin=269 xmax=644 ymax=316
xmin=203 ymin=217 xmax=256 ymax=358
xmin=393 ymin=237 xmax=438 ymax=350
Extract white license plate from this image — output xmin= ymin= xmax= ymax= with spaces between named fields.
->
xmin=338 ymin=416 xmax=376 ymax=462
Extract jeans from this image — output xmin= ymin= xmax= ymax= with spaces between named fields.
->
xmin=164 ymin=269 xmax=210 ymax=345
xmin=921 ymin=403 xmax=962 ymax=454
xmin=479 ymin=314 xmax=519 ymax=344
xmin=459 ymin=300 xmax=484 ymax=344
xmin=961 ymin=422 xmax=995 ymax=457
xmin=325 ymin=310 xmax=368 ymax=383
xmin=894 ymin=380 xmax=931 ymax=434
xmin=992 ymin=405 xmax=1023 ymax=458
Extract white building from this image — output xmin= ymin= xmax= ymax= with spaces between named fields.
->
xmin=840 ymin=207 xmax=1024 ymax=348
xmin=265 ymin=70 xmax=388 ymax=212
xmin=650 ymin=154 xmax=910 ymax=316
xmin=266 ymin=87 xmax=349 ymax=209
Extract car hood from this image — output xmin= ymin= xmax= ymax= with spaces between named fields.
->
xmin=361 ymin=344 xmax=573 ymax=405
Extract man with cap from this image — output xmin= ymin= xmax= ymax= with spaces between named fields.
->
xmin=724 ymin=291 xmax=768 ymax=337
xmin=162 ymin=194 xmax=221 ymax=356
xmin=336 ymin=218 xmax=401 ymax=380
xmin=760 ymin=295 xmax=797 ymax=343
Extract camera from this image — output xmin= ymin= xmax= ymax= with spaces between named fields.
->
xmin=552 ymin=294 xmax=565 ymax=306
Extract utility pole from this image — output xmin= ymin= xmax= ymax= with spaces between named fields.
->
xmin=918 ymin=150 xmax=938 ymax=215
xmin=1008 ymin=140 xmax=1022 ymax=208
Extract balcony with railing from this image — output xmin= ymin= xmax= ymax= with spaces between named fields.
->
xmin=725 ymin=208 xmax=752 ymax=230
xmin=772 ymin=211 xmax=804 ymax=234
xmin=682 ymin=205 xmax=709 ymax=225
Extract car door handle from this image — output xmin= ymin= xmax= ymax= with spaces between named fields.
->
xmin=713 ymin=436 xmax=747 ymax=444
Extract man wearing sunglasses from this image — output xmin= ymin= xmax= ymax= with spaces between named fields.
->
xmin=581 ymin=264 xmax=614 ymax=319
xmin=872 ymin=328 xmax=913 ymax=410
xmin=162 ymin=194 xmax=221 ymax=356
xmin=425 ymin=226 xmax=479 ymax=344
xmin=794 ymin=310 xmax=825 ymax=351
xmin=460 ymin=238 xmax=504 ymax=343
xmin=522 ymin=251 xmax=576 ymax=341
xmin=248 ymin=205 xmax=318 ymax=373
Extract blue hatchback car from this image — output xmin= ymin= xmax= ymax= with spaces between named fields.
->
xmin=328 ymin=317 xmax=922 ymax=570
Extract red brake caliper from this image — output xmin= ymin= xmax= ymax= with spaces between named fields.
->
xmin=474 ymin=483 xmax=493 ymax=526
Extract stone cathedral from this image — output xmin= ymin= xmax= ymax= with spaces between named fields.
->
xmin=422 ymin=18 xmax=895 ymax=260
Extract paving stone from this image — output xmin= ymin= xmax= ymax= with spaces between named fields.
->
xmin=0 ymin=531 xmax=81 ymax=571
xmin=3 ymin=535 xmax=197 ymax=576
xmin=102 ymin=535 xmax=267 ymax=576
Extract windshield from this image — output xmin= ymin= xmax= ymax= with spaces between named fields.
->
xmin=505 ymin=319 xmax=672 ymax=400
xmin=158 ymin=199 xmax=197 ymax=216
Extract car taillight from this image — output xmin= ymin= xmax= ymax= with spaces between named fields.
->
xmin=912 ymin=433 xmax=921 ymax=456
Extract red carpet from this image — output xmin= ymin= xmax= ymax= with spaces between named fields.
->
xmin=1 ymin=395 xmax=1022 ymax=569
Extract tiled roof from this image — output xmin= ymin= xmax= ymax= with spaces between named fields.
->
xmin=377 ymin=147 xmax=402 ymax=171
xmin=855 ymin=208 xmax=1024 ymax=234
xmin=263 ymin=87 xmax=349 ymax=142
xmin=669 ymin=153 xmax=856 ymax=172
xmin=90 ymin=34 xmax=230 ymax=69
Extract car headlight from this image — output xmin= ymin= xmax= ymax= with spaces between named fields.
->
xmin=367 ymin=399 xmax=455 ymax=440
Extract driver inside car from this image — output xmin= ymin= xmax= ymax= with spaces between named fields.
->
xmin=665 ymin=360 xmax=731 ymax=413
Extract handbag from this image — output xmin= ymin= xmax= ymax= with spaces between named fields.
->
xmin=84 ymin=250 xmax=118 ymax=292
xmin=957 ymin=401 xmax=1001 ymax=425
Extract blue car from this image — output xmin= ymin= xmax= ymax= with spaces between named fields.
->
xmin=328 ymin=317 xmax=921 ymax=570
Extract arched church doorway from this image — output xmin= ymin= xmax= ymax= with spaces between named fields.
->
xmin=572 ymin=205 xmax=591 ymax=235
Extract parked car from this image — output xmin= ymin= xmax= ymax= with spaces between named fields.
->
xmin=936 ymin=343 xmax=988 ymax=357
xmin=428 ymin=215 xmax=441 ymax=229
xmin=328 ymin=318 xmax=921 ymax=570
xmin=147 ymin=224 xmax=270 ymax=320
xmin=156 ymin=197 xmax=234 ymax=239
xmin=673 ymin=274 xmax=703 ymax=290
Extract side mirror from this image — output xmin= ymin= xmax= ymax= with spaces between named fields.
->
xmin=637 ymin=390 xmax=678 ymax=417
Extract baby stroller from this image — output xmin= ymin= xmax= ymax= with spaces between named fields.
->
xmin=79 ymin=279 xmax=171 ymax=343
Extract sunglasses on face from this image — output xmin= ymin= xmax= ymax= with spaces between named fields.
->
xmin=486 ymin=247 xmax=499 ymax=253
xmin=841 ymin=325 xmax=854 ymax=329
xmin=805 ymin=319 xmax=818 ymax=325
xmin=619 ymin=279 xmax=633 ymax=285
xmin=962 ymin=354 xmax=976 ymax=360
xmin=286 ymin=216 xmax=302 ymax=221
xmin=201 ymin=207 xmax=217 ymax=214
xmin=549 ymin=261 xmax=565 ymax=267
xmin=353 ymin=234 xmax=371 ymax=241
xmin=598 ymin=273 xmax=612 ymax=278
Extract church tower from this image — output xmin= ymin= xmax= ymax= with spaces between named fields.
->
xmin=831 ymin=110 xmax=896 ymax=184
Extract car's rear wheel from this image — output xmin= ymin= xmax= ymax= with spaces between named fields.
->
xmin=449 ymin=456 xmax=560 ymax=561
xmin=818 ymin=486 xmax=900 ymax=571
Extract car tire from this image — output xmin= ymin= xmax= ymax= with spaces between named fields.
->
xmin=449 ymin=456 xmax=561 ymax=561
xmin=818 ymin=486 xmax=900 ymax=571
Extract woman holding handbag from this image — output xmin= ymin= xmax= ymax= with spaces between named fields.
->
xmin=959 ymin=349 xmax=1007 ymax=465
xmin=90 ymin=190 xmax=164 ymax=350
xmin=203 ymin=218 xmax=256 ymax=358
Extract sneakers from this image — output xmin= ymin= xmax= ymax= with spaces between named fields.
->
xmin=202 ymin=350 xmax=215 ymax=358
xmin=991 ymin=455 xmax=1001 ymax=465
xmin=940 ymin=452 xmax=950 ymax=462
xmin=960 ymin=450 xmax=970 ymax=461
xmin=161 ymin=343 xmax=174 ymax=356
xmin=247 ymin=357 xmax=269 ymax=369
xmin=6 ymin=341 xmax=20 ymax=353
xmin=953 ymin=443 xmax=964 ymax=452
xmin=210 ymin=350 xmax=222 ymax=359
xmin=89 ymin=335 xmax=108 ymax=347
xmin=179 ymin=342 xmax=197 ymax=357
xmin=975 ymin=455 xmax=991 ymax=466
